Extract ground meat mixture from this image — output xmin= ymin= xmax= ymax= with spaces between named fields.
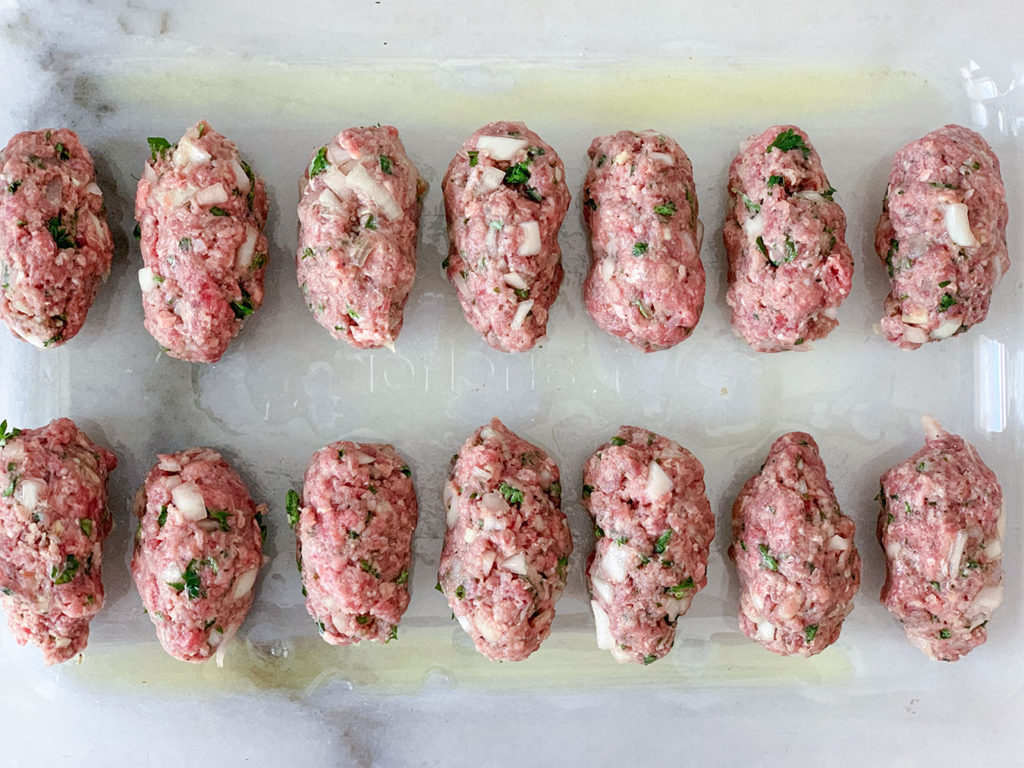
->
xmin=442 ymin=121 xmax=571 ymax=352
xmin=878 ymin=416 xmax=1003 ymax=661
xmin=131 ymin=448 xmax=265 ymax=663
xmin=729 ymin=432 xmax=860 ymax=656
xmin=582 ymin=130 xmax=704 ymax=351
xmin=296 ymin=126 xmax=425 ymax=349
xmin=294 ymin=441 xmax=417 ymax=645
xmin=583 ymin=426 xmax=714 ymax=664
xmin=875 ymin=124 xmax=1009 ymax=349
xmin=135 ymin=120 xmax=269 ymax=363
xmin=724 ymin=125 xmax=853 ymax=352
xmin=438 ymin=418 xmax=571 ymax=660
xmin=0 ymin=418 xmax=117 ymax=664
xmin=0 ymin=129 xmax=113 ymax=347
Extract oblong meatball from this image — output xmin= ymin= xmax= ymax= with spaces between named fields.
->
xmin=296 ymin=126 xmax=425 ymax=349
xmin=135 ymin=120 xmax=269 ymax=363
xmin=729 ymin=432 xmax=860 ymax=656
xmin=442 ymin=121 xmax=570 ymax=352
xmin=294 ymin=441 xmax=417 ymax=645
xmin=0 ymin=418 xmax=117 ymax=664
xmin=875 ymin=124 xmax=1008 ymax=349
xmin=583 ymin=426 xmax=714 ymax=664
xmin=724 ymin=125 xmax=853 ymax=352
xmin=131 ymin=448 xmax=265 ymax=663
xmin=438 ymin=418 xmax=571 ymax=660
xmin=0 ymin=129 xmax=113 ymax=347
xmin=582 ymin=130 xmax=704 ymax=351
xmin=878 ymin=416 xmax=1003 ymax=661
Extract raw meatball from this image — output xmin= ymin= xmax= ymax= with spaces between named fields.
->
xmin=582 ymin=130 xmax=705 ymax=351
xmin=135 ymin=120 xmax=269 ymax=363
xmin=294 ymin=441 xmax=417 ymax=644
xmin=438 ymin=418 xmax=571 ymax=660
xmin=442 ymin=121 xmax=570 ymax=352
xmin=0 ymin=418 xmax=117 ymax=664
xmin=724 ymin=125 xmax=853 ymax=352
xmin=131 ymin=448 xmax=265 ymax=663
xmin=0 ymin=129 xmax=113 ymax=347
xmin=875 ymin=124 xmax=1009 ymax=349
xmin=878 ymin=416 xmax=1003 ymax=661
xmin=583 ymin=426 xmax=714 ymax=664
xmin=729 ymin=432 xmax=860 ymax=656
xmin=296 ymin=126 xmax=425 ymax=349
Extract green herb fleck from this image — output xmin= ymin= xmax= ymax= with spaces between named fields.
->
xmin=939 ymin=293 xmax=957 ymax=312
xmin=610 ymin=436 xmax=627 ymax=446
xmin=467 ymin=150 xmax=479 ymax=167
xmin=556 ymin=556 xmax=568 ymax=579
xmin=286 ymin=489 xmax=300 ymax=529
xmin=767 ymin=174 xmax=784 ymax=189
xmin=582 ymin=484 xmax=594 ymax=498
xmin=396 ymin=570 xmax=409 ymax=586
xmin=79 ymin=519 xmax=93 ymax=537
xmin=499 ymin=481 xmax=524 ymax=505
xmin=633 ymin=298 xmax=652 ymax=319
xmin=805 ymin=624 xmax=819 ymax=643
xmin=595 ymin=524 xmax=605 ymax=539
xmin=256 ymin=511 xmax=267 ymax=542
xmin=784 ymin=236 xmax=798 ymax=262
xmin=231 ymin=291 xmax=254 ymax=319
xmin=632 ymin=242 xmax=649 ymax=257
xmin=666 ymin=577 xmax=695 ymax=597
xmin=208 ymin=509 xmax=232 ymax=532
xmin=379 ymin=155 xmax=393 ymax=175
xmin=653 ymin=530 xmax=672 ymax=554
xmin=2 ymin=472 xmax=17 ymax=498
xmin=886 ymin=239 xmax=899 ymax=278
xmin=759 ymin=543 xmax=779 ymax=571
xmin=364 ymin=214 xmax=377 ymax=230
xmin=54 ymin=142 xmax=70 ymax=160
xmin=309 ymin=146 xmax=329 ymax=177
xmin=766 ymin=129 xmax=810 ymax=159
xmin=132 ymin=222 xmax=141 ymax=239
xmin=0 ymin=421 xmax=21 ymax=446
xmin=455 ymin=585 xmax=465 ymax=599
xmin=643 ymin=654 xmax=658 ymax=665
xmin=596 ymin=154 xmax=607 ymax=167
xmin=147 ymin=137 xmax=172 ymax=162
xmin=503 ymin=162 xmax=531 ymax=186
xmin=51 ymin=554 xmax=80 ymax=585
xmin=47 ymin=217 xmax=75 ymax=249
xmin=441 ymin=255 xmax=451 ymax=270
xmin=209 ymin=206 xmax=229 ymax=217
xmin=157 ymin=505 xmax=168 ymax=527
xmin=7 ymin=180 xmax=21 ymax=194
xmin=929 ymin=581 xmax=941 ymax=591
xmin=360 ymin=559 xmax=380 ymax=578
xmin=654 ymin=201 xmax=677 ymax=217
xmin=740 ymin=193 xmax=760 ymax=214
xmin=821 ymin=187 xmax=836 ymax=201
xmin=346 ymin=305 xmax=360 ymax=321
xmin=584 ymin=197 xmax=598 ymax=211
xmin=939 ymin=628 xmax=951 ymax=639
xmin=400 ymin=465 xmax=411 ymax=477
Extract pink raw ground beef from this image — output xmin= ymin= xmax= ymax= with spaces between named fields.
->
xmin=443 ymin=121 xmax=571 ymax=352
xmin=131 ymin=448 xmax=265 ymax=663
xmin=875 ymin=124 xmax=1009 ymax=349
xmin=729 ymin=432 xmax=860 ymax=656
xmin=438 ymin=418 xmax=571 ymax=661
xmin=583 ymin=426 xmax=714 ymax=664
xmin=0 ymin=418 xmax=117 ymax=664
xmin=878 ymin=416 xmax=1003 ymax=661
xmin=724 ymin=125 xmax=853 ymax=352
xmin=0 ymin=129 xmax=113 ymax=347
xmin=582 ymin=130 xmax=705 ymax=351
xmin=294 ymin=441 xmax=417 ymax=645
xmin=135 ymin=120 xmax=269 ymax=363
xmin=296 ymin=126 xmax=425 ymax=349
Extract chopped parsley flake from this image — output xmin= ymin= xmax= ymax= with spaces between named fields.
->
xmin=359 ymin=559 xmax=380 ymax=578
xmin=455 ymin=585 xmax=465 ymax=599
xmin=467 ymin=150 xmax=479 ymax=167
xmin=157 ymin=505 xmax=168 ymax=527
xmin=400 ymin=465 xmax=411 ymax=477
xmin=610 ymin=436 xmax=627 ymax=446
xmin=364 ymin=213 xmax=377 ymax=230
xmin=231 ymin=290 xmax=254 ymax=319
xmin=767 ymin=174 xmax=784 ymax=189
xmin=7 ymin=180 xmax=21 ymax=194
xmin=805 ymin=624 xmax=819 ymax=643
xmin=939 ymin=293 xmax=957 ymax=312
xmin=653 ymin=201 xmax=677 ymax=217
xmin=503 ymin=162 xmax=531 ymax=185
xmin=582 ymin=484 xmax=594 ymax=498
xmin=396 ymin=570 xmax=409 ymax=586
xmin=379 ymin=155 xmax=393 ymax=175
xmin=147 ymin=137 xmax=172 ymax=162
xmin=759 ymin=543 xmax=779 ymax=571
xmin=499 ymin=481 xmax=524 ymax=505
xmin=208 ymin=509 xmax=232 ymax=532
xmin=643 ymin=654 xmax=658 ymax=665
xmin=939 ymin=628 xmax=951 ymax=639
xmin=0 ymin=421 xmax=21 ymax=446
xmin=79 ymin=519 xmax=93 ymax=537
xmin=632 ymin=242 xmax=649 ymax=257
xmin=766 ymin=129 xmax=810 ymax=159
xmin=309 ymin=146 xmax=329 ymax=177
xmin=47 ymin=217 xmax=75 ymax=249
xmin=666 ymin=577 xmax=695 ymax=597
xmin=286 ymin=489 xmax=301 ymax=529
xmin=51 ymin=554 xmax=80 ymax=585
xmin=653 ymin=530 xmax=672 ymax=554
xmin=209 ymin=206 xmax=229 ymax=217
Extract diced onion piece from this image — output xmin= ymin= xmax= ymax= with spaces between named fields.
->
xmin=235 ymin=226 xmax=258 ymax=271
xmin=590 ymin=575 xmax=614 ymax=605
xmin=345 ymin=162 xmax=401 ymax=220
xmin=695 ymin=218 xmax=704 ymax=250
xmin=165 ymin=187 xmax=196 ymax=208
xmin=510 ymin=299 xmax=534 ymax=331
xmin=885 ymin=540 xmax=902 ymax=559
xmin=456 ymin=614 xmax=472 ymax=634
xmin=921 ymin=414 xmax=944 ymax=442
xmin=477 ymin=616 xmax=501 ymax=643
xmin=944 ymin=203 xmax=978 ymax=247
xmin=665 ymin=595 xmax=692 ymax=622
xmin=902 ymin=307 xmax=929 ymax=325
xmin=902 ymin=326 xmax=928 ymax=345
xmin=476 ymin=166 xmax=505 ymax=195
xmin=355 ymin=452 xmax=375 ymax=465
xmin=322 ymin=168 xmax=349 ymax=199
xmin=476 ymin=135 xmax=528 ymax=161
xmin=984 ymin=538 xmax=1002 ymax=559
xmin=317 ymin=188 xmax=344 ymax=213
xmin=232 ymin=568 xmax=259 ymax=599
xmin=479 ymin=426 xmax=495 ymax=441
xmin=17 ymin=478 xmax=44 ymax=512
xmin=213 ymin=623 xmax=238 ymax=668
xmin=481 ymin=491 xmax=508 ymax=513
xmin=84 ymin=182 xmax=102 ymax=197
xmin=827 ymin=534 xmax=850 ymax=551
xmin=171 ymin=481 xmax=207 ymax=521
xmin=599 ymin=258 xmax=615 ymax=282
xmin=463 ymin=527 xmax=477 ymax=544
xmin=645 ymin=461 xmax=673 ymax=501
xmin=172 ymin=138 xmax=211 ymax=167
xmin=932 ymin=318 xmax=962 ymax=339
xmin=518 ymin=221 xmax=541 ymax=256
xmin=480 ymin=515 xmax=504 ymax=532
xmin=793 ymin=191 xmax=827 ymax=203
xmin=649 ymin=152 xmax=674 ymax=166
xmin=743 ymin=213 xmax=764 ymax=240
xmin=501 ymin=552 xmax=528 ymax=575
xmin=755 ymin=620 xmax=777 ymax=642
xmin=600 ymin=545 xmax=630 ymax=583
xmin=137 ymin=267 xmax=160 ymax=293
xmin=470 ymin=465 xmax=492 ymax=483
xmin=502 ymin=272 xmax=528 ymax=291
xmin=974 ymin=584 xmax=1004 ymax=614
xmin=946 ymin=530 xmax=968 ymax=577
xmin=194 ymin=183 xmax=228 ymax=206
xmin=443 ymin=483 xmax=458 ymax=527
xmin=591 ymin=600 xmax=614 ymax=650
xmin=230 ymin=157 xmax=251 ymax=193
xmin=480 ymin=550 xmax=497 ymax=575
